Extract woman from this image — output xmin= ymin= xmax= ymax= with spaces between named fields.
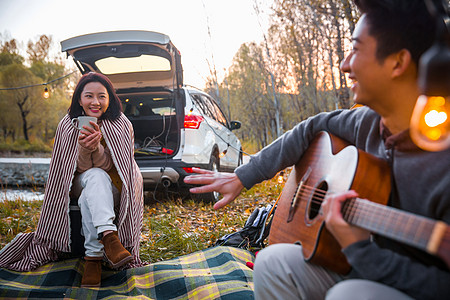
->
xmin=0 ymin=72 xmax=144 ymax=288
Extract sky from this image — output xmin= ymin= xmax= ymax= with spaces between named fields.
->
xmin=0 ymin=0 xmax=271 ymax=88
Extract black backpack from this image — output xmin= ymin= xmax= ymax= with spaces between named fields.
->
xmin=214 ymin=204 xmax=274 ymax=251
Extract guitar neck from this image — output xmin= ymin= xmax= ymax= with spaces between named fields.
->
xmin=342 ymin=198 xmax=448 ymax=256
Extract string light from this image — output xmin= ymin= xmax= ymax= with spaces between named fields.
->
xmin=219 ymin=147 xmax=228 ymax=158
xmin=410 ymin=0 xmax=450 ymax=151
xmin=0 ymin=70 xmax=76 ymax=92
xmin=43 ymin=86 xmax=50 ymax=98
xmin=277 ymin=171 xmax=284 ymax=184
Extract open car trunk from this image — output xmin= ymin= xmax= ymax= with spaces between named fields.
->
xmin=61 ymin=30 xmax=183 ymax=90
xmin=61 ymin=30 xmax=185 ymax=160
xmin=119 ymin=89 xmax=184 ymax=158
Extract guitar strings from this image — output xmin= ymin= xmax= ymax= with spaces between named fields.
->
xmin=290 ymin=181 xmax=434 ymax=248
xmin=294 ymin=184 xmax=390 ymax=225
xmin=293 ymin=185 xmax=362 ymax=218
xmin=297 ymin=185 xmax=369 ymax=217
xmin=293 ymin=185 xmax=327 ymax=215
xmin=292 ymin=184 xmax=367 ymax=216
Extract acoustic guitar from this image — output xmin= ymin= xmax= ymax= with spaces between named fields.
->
xmin=268 ymin=131 xmax=450 ymax=274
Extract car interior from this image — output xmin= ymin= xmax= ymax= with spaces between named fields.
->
xmin=120 ymin=92 xmax=180 ymax=157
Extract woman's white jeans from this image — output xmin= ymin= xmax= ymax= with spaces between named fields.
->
xmin=71 ymin=168 xmax=120 ymax=257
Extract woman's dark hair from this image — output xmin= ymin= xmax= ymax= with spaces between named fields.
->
xmin=354 ymin=0 xmax=442 ymax=66
xmin=68 ymin=72 xmax=123 ymax=120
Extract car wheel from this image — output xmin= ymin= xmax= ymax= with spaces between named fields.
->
xmin=193 ymin=153 xmax=220 ymax=203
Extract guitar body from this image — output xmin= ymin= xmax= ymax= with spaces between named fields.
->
xmin=268 ymin=131 xmax=391 ymax=274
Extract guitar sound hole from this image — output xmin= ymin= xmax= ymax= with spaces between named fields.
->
xmin=308 ymin=181 xmax=328 ymax=220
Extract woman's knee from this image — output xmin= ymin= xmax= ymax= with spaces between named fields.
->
xmin=81 ymin=168 xmax=111 ymax=186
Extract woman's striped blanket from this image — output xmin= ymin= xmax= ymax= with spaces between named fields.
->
xmin=0 ymin=246 xmax=255 ymax=299
xmin=0 ymin=113 xmax=144 ymax=271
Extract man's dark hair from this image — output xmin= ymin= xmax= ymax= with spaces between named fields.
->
xmin=354 ymin=0 xmax=446 ymax=65
xmin=68 ymin=72 xmax=122 ymax=120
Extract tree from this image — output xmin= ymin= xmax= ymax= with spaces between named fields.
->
xmin=210 ymin=0 xmax=359 ymax=153
xmin=0 ymin=38 xmax=24 ymax=67
xmin=221 ymin=43 xmax=280 ymax=149
xmin=0 ymin=34 xmax=74 ymax=144
xmin=0 ymin=39 xmax=25 ymax=142
xmin=254 ymin=0 xmax=283 ymax=138
xmin=0 ymin=64 xmax=41 ymax=141
xmin=269 ymin=0 xmax=357 ymax=111
xmin=27 ymin=35 xmax=52 ymax=63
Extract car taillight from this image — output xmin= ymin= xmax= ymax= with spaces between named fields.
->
xmin=184 ymin=114 xmax=204 ymax=129
xmin=182 ymin=167 xmax=194 ymax=173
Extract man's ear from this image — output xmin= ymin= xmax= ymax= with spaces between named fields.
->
xmin=391 ymin=49 xmax=413 ymax=78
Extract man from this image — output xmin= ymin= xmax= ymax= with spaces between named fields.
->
xmin=185 ymin=0 xmax=450 ymax=299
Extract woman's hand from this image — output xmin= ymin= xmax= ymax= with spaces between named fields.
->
xmin=321 ymin=190 xmax=370 ymax=248
xmin=184 ymin=167 xmax=244 ymax=210
xmin=78 ymin=121 xmax=102 ymax=151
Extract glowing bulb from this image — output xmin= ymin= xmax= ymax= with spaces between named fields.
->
xmin=277 ymin=175 xmax=283 ymax=184
xmin=277 ymin=171 xmax=284 ymax=184
xmin=219 ymin=149 xmax=227 ymax=158
xmin=43 ymin=87 xmax=49 ymax=99
xmin=410 ymin=95 xmax=450 ymax=151
xmin=424 ymin=110 xmax=447 ymax=127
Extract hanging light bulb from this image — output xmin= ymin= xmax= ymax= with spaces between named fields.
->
xmin=411 ymin=95 xmax=449 ymax=150
xmin=410 ymin=0 xmax=450 ymax=151
xmin=277 ymin=171 xmax=284 ymax=184
xmin=219 ymin=148 xmax=228 ymax=158
xmin=43 ymin=86 xmax=50 ymax=99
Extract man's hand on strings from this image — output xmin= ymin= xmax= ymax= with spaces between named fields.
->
xmin=321 ymin=190 xmax=371 ymax=248
xmin=184 ymin=167 xmax=244 ymax=210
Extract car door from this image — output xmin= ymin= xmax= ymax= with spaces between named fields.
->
xmin=200 ymin=95 xmax=240 ymax=169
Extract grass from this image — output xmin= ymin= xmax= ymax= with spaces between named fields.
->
xmin=0 ymin=173 xmax=287 ymax=263
xmin=0 ymin=196 xmax=42 ymax=246
xmin=0 ymin=140 xmax=52 ymax=156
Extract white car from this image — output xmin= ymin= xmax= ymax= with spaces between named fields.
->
xmin=61 ymin=30 xmax=242 ymax=202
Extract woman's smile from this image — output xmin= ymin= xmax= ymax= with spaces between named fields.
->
xmin=79 ymin=82 xmax=110 ymax=118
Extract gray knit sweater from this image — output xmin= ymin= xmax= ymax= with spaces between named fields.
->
xmin=235 ymin=106 xmax=450 ymax=299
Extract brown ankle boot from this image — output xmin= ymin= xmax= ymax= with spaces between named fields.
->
xmin=101 ymin=231 xmax=133 ymax=268
xmin=81 ymin=257 xmax=102 ymax=288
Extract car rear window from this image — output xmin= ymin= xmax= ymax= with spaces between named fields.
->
xmin=96 ymin=55 xmax=171 ymax=74
xmin=121 ymin=94 xmax=176 ymax=117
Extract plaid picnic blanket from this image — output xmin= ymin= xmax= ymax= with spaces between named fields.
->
xmin=0 ymin=246 xmax=255 ymax=299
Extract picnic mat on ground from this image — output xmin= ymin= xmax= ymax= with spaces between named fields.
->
xmin=0 ymin=246 xmax=254 ymax=299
